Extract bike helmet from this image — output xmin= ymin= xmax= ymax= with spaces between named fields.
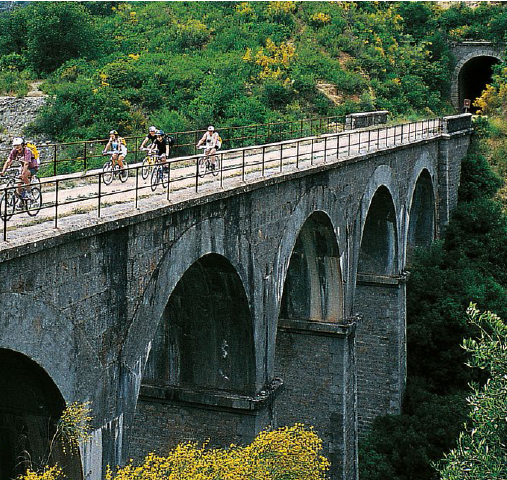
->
xmin=207 ymin=125 xmax=215 ymax=131
xmin=149 ymin=126 xmax=157 ymax=133
xmin=12 ymin=137 xmax=24 ymax=146
xmin=156 ymin=130 xmax=165 ymax=136
xmin=109 ymin=130 xmax=118 ymax=136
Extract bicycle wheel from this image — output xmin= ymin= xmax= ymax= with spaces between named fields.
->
xmin=0 ymin=192 xmax=14 ymax=220
xmin=150 ymin=165 xmax=161 ymax=191
xmin=198 ymin=156 xmax=207 ymax=178
xmin=102 ymin=162 xmax=113 ymax=185
xmin=141 ymin=157 xmax=152 ymax=180
xmin=119 ymin=162 xmax=129 ymax=183
xmin=26 ymin=186 xmax=42 ymax=217
xmin=31 ymin=175 xmax=41 ymax=186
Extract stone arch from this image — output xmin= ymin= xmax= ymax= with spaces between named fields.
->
xmin=279 ymin=211 xmax=344 ymax=323
xmin=358 ymin=185 xmax=399 ymax=276
xmin=0 ymin=349 xmax=83 ymax=480
xmin=122 ymin=216 xmax=258 ymax=460
xmin=451 ymin=50 xmax=503 ymax=110
xmin=353 ymin=165 xmax=401 ymax=279
xmin=143 ymin=253 xmax=255 ymax=394
xmin=406 ymin=169 xmax=436 ymax=264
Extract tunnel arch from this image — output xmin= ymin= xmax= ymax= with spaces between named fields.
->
xmin=357 ymin=186 xmax=398 ymax=276
xmin=0 ymin=349 xmax=83 ymax=480
xmin=142 ymin=253 xmax=256 ymax=395
xmin=452 ymin=52 xmax=502 ymax=112
xmin=406 ymin=169 xmax=436 ymax=264
xmin=280 ymin=211 xmax=344 ymax=323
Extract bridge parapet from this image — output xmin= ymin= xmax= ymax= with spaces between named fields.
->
xmin=443 ymin=113 xmax=473 ymax=134
xmin=345 ymin=110 xmax=389 ymax=130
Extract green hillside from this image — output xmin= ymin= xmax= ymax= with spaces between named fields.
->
xmin=0 ymin=1 xmax=505 ymax=141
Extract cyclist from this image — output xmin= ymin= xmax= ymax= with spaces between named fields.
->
xmin=196 ymin=125 xmax=220 ymax=169
xmin=140 ymin=125 xmax=158 ymax=150
xmin=153 ymin=129 xmax=171 ymax=166
xmin=1 ymin=137 xmax=38 ymax=199
xmin=103 ymin=130 xmax=127 ymax=170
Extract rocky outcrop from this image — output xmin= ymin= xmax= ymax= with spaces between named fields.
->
xmin=0 ymin=96 xmax=49 ymax=156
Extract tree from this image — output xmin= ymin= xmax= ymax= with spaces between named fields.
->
xmin=438 ymin=305 xmax=507 ymax=480
xmin=25 ymin=2 xmax=99 ymax=75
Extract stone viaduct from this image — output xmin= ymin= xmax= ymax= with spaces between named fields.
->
xmin=0 ymin=114 xmax=472 ymax=480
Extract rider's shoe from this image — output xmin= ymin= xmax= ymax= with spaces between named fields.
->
xmin=211 ymin=163 xmax=216 ymax=171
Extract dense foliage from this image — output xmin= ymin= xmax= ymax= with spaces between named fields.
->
xmin=21 ymin=424 xmax=329 ymax=480
xmin=1 ymin=1 xmax=505 ymax=140
xmin=437 ymin=306 xmax=507 ymax=480
xmin=359 ymin=121 xmax=507 ymax=480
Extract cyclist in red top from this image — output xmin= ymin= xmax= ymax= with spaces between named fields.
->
xmin=1 ymin=137 xmax=38 ymax=198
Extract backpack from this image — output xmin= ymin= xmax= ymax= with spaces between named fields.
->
xmin=26 ymin=142 xmax=40 ymax=166
xmin=216 ymin=135 xmax=222 ymax=149
xmin=166 ymin=135 xmax=175 ymax=147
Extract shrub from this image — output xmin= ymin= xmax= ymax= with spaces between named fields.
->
xmin=105 ymin=424 xmax=329 ymax=480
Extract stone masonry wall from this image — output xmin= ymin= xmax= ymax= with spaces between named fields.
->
xmin=0 ymin=118 xmax=471 ymax=480
xmin=275 ymin=320 xmax=357 ymax=480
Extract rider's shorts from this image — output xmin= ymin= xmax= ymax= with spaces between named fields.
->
xmin=29 ymin=167 xmax=38 ymax=176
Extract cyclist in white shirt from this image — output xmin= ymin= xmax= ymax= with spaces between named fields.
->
xmin=196 ymin=125 xmax=220 ymax=169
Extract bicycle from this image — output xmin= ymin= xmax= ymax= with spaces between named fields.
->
xmin=102 ymin=151 xmax=129 ymax=185
xmin=0 ymin=180 xmax=42 ymax=220
xmin=150 ymin=157 xmax=170 ymax=192
xmin=197 ymin=145 xmax=220 ymax=178
xmin=141 ymin=146 xmax=158 ymax=180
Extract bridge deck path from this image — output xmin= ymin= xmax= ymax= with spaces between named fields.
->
xmin=0 ymin=120 xmax=441 ymax=250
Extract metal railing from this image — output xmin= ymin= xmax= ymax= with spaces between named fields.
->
xmin=0 ymin=118 xmax=443 ymax=242
xmin=4 ymin=115 xmax=345 ymax=178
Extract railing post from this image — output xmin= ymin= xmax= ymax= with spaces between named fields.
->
xmin=83 ymin=143 xmax=87 ymax=171
xmin=324 ymin=136 xmax=327 ymax=163
xmin=53 ymin=144 xmax=57 ymax=176
xmin=135 ymin=165 xmax=139 ymax=209
xmin=337 ymin=133 xmax=340 ymax=160
xmin=368 ymin=129 xmax=371 ymax=151
xmin=280 ymin=143 xmax=283 ymax=172
xmin=195 ymin=156 xmax=199 ymax=192
xmin=98 ymin=173 xmax=102 ymax=217
xmin=167 ymin=162 xmax=171 ymax=200
xmin=262 ymin=146 xmax=266 ymax=176
xmin=311 ymin=138 xmax=314 ymax=165
xmin=242 ymin=149 xmax=245 ymax=182
xmin=296 ymin=140 xmax=300 ymax=169
xmin=220 ymin=152 xmax=223 ymax=188
xmin=54 ymin=180 xmax=59 ymax=229
xmin=348 ymin=132 xmax=351 ymax=157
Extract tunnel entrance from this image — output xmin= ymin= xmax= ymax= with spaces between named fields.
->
xmin=459 ymin=56 xmax=500 ymax=113
xmin=0 ymin=349 xmax=83 ymax=480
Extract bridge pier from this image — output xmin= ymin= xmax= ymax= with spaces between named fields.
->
xmin=354 ymin=275 xmax=407 ymax=434
xmin=275 ymin=318 xmax=357 ymax=480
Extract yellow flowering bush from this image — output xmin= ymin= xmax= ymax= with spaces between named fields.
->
xmin=243 ymin=38 xmax=296 ymax=84
xmin=51 ymin=401 xmax=93 ymax=456
xmin=266 ymin=1 xmax=297 ymax=17
xmin=19 ymin=466 xmax=64 ymax=480
xmin=107 ymin=424 xmax=329 ymax=480
xmin=310 ymin=12 xmax=331 ymax=26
